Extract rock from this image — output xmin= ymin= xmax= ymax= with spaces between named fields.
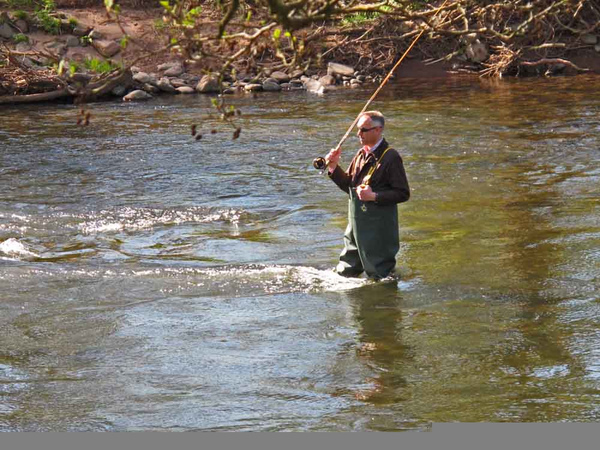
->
xmin=93 ymin=40 xmax=121 ymax=58
xmin=350 ymin=79 xmax=362 ymax=87
xmin=169 ymin=78 xmax=188 ymax=88
xmin=88 ymin=30 xmax=103 ymax=40
xmin=195 ymin=74 xmax=220 ymax=93
xmin=222 ymin=87 xmax=237 ymax=95
xmin=356 ymin=75 xmax=367 ymax=83
xmin=72 ymin=25 xmax=90 ymax=37
xmin=269 ymin=71 xmax=290 ymax=83
xmin=164 ymin=64 xmax=184 ymax=77
xmin=20 ymin=57 xmax=38 ymax=69
xmin=123 ymin=90 xmax=153 ymax=101
xmin=581 ymin=34 xmax=598 ymax=45
xmin=289 ymin=79 xmax=304 ymax=88
xmin=318 ymin=74 xmax=336 ymax=86
xmin=142 ymin=83 xmax=160 ymax=94
xmin=111 ymin=85 xmax=127 ymax=96
xmin=158 ymin=62 xmax=185 ymax=77
xmin=180 ymin=73 xmax=200 ymax=85
xmin=0 ymin=22 xmax=17 ymax=39
xmin=15 ymin=42 xmax=31 ymax=52
xmin=327 ymin=62 xmax=355 ymax=77
xmin=176 ymin=86 xmax=195 ymax=94
xmin=14 ymin=19 xmax=28 ymax=33
xmin=130 ymin=66 xmax=141 ymax=74
xmin=244 ymin=83 xmax=263 ymax=92
xmin=157 ymin=62 xmax=176 ymax=71
xmin=44 ymin=40 xmax=68 ymax=57
xmin=290 ymin=69 xmax=305 ymax=79
xmin=262 ymin=79 xmax=282 ymax=91
xmin=466 ymin=40 xmax=488 ymax=63
xmin=66 ymin=35 xmax=80 ymax=48
xmin=156 ymin=77 xmax=177 ymax=93
xmin=133 ymin=71 xmax=152 ymax=84
xmin=280 ymin=83 xmax=291 ymax=90
xmin=304 ymin=79 xmax=325 ymax=95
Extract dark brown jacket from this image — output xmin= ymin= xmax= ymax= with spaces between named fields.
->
xmin=328 ymin=138 xmax=410 ymax=206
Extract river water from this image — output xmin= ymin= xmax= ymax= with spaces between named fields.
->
xmin=1 ymin=75 xmax=599 ymax=431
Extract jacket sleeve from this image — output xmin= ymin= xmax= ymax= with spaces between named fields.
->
xmin=328 ymin=151 xmax=361 ymax=193
xmin=328 ymin=165 xmax=351 ymax=193
xmin=375 ymin=152 xmax=410 ymax=206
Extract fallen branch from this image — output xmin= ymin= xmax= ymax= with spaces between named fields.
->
xmin=0 ymin=88 xmax=70 ymax=105
xmin=519 ymin=57 xmax=590 ymax=71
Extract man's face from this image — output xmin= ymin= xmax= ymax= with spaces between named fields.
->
xmin=356 ymin=116 xmax=383 ymax=148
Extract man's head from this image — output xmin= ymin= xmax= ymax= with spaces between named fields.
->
xmin=356 ymin=111 xmax=385 ymax=148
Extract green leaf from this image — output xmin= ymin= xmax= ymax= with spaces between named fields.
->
xmin=273 ymin=29 xmax=281 ymax=40
xmin=57 ymin=59 xmax=66 ymax=76
xmin=246 ymin=11 xmax=251 ymax=22
xmin=120 ymin=36 xmax=128 ymax=49
xmin=159 ymin=1 xmax=171 ymax=12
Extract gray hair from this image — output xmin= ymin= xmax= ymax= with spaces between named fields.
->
xmin=359 ymin=110 xmax=385 ymax=128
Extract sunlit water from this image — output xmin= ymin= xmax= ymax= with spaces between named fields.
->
xmin=1 ymin=75 xmax=599 ymax=430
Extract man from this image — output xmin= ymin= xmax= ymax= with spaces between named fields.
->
xmin=325 ymin=111 xmax=410 ymax=279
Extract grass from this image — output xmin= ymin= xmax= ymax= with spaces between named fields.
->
xmin=340 ymin=11 xmax=380 ymax=27
xmin=12 ymin=10 xmax=29 ymax=20
xmin=12 ymin=32 xmax=29 ymax=43
xmin=83 ymin=57 xmax=119 ymax=74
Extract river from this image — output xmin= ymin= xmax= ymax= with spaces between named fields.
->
xmin=1 ymin=74 xmax=599 ymax=431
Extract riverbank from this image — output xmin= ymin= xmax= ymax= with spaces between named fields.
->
xmin=1 ymin=3 xmax=599 ymax=104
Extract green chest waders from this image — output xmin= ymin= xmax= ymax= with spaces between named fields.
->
xmin=336 ymin=148 xmax=399 ymax=279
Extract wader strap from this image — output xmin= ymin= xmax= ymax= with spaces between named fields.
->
xmin=361 ymin=147 xmax=393 ymax=186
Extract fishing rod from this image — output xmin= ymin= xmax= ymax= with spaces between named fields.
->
xmin=313 ymin=0 xmax=448 ymax=172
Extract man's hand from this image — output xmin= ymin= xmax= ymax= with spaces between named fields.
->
xmin=325 ymin=147 xmax=341 ymax=172
xmin=356 ymin=184 xmax=376 ymax=202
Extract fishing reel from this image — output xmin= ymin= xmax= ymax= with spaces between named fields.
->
xmin=312 ymin=157 xmax=327 ymax=171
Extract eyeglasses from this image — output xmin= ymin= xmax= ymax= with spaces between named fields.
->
xmin=357 ymin=126 xmax=380 ymax=133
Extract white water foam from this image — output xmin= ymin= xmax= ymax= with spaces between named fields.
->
xmin=0 ymin=238 xmax=39 ymax=259
xmin=157 ymin=264 xmax=369 ymax=293
xmin=76 ymin=207 xmax=245 ymax=234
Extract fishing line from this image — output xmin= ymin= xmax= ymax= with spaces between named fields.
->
xmin=313 ymin=0 xmax=449 ymax=172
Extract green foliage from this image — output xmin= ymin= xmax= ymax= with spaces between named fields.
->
xmin=80 ymin=35 xmax=92 ymax=46
xmin=68 ymin=17 xmax=78 ymax=28
xmin=34 ymin=0 xmax=61 ymax=35
xmin=340 ymin=11 xmax=380 ymax=27
xmin=12 ymin=32 xmax=29 ymax=44
xmin=104 ymin=0 xmax=121 ymax=15
xmin=12 ymin=10 xmax=29 ymax=21
xmin=83 ymin=57 xmax=118 ymax=74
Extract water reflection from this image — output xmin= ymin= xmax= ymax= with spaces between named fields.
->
xmin=351 ymin=283 xmax=410 ymax=396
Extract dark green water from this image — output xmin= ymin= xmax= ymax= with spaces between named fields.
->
xmin=0 ymin=75 xmax=599 ymax=430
